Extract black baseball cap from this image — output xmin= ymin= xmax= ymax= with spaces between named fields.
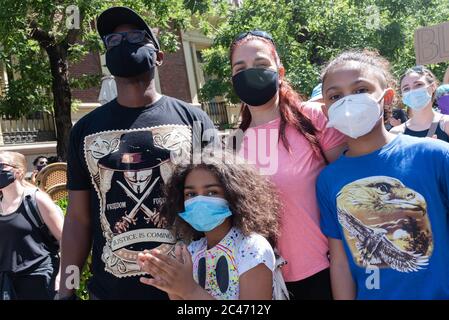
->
xmin=97 ymin=6 xmax=160 ymax=50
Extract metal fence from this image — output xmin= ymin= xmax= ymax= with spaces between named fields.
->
xmin=201 ymin=101 xmax=229 ymax=128
xmin=0 ymin=112 xmax=56 ymax=145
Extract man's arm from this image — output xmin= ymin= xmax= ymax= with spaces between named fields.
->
xmin=328 ymin=238 xmax=356 ymax=300
xmin=58 ymin=190 xmax=92 ymax=298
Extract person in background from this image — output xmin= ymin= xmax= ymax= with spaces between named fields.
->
xmin=0 ymin=151 xmax=63 ymax=299
xmin=309 ymin=83 xmax=324 ymax=103
xmin=30 ymin=156 xmax=49 ymax=185
xmin=33 ymin=156 xmax=49 ymax=172
xmin=385 ymin=105 xmax=408 ymax=131
xmin=317 ymin=50 xmax=449 ymax=299
xmin=436 ymin=84 xmax=449 ymax=115
xmin=390 ymin=65 xmax=449 ymax=142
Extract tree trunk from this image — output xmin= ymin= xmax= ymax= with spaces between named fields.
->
xmin=46 ymin=45 xmax=72 ymax=161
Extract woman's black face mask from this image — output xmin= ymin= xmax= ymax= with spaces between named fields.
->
xmin=0 ymin=170 xmax=16 ymax=189
xmin=232 ymin=68 xmax=279 ymax=107
xmin=106 ymin=42 xmax=157 ymax=78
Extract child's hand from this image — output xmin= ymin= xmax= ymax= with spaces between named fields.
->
xmin=168 ymin=244 xmax=185 ymax=300
xmin=138 ymin=245 xmax=198 ymax=299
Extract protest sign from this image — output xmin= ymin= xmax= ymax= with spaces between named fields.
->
xmin=414 ymin=21 xmax=449 ymax=65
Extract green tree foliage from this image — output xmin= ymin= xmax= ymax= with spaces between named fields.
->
xmin=200 ymin=0 xmax=449 ymax=103
xmin=0 ymin=0 xmax=224 ymax=159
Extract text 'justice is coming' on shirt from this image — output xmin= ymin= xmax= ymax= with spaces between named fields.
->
xmin=67 ymin=95 xmax=216 ymax=300
xmin=317 ymin=134 xmax=449 ymax=299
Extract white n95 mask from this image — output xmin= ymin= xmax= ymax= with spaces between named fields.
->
xmin=326 ymin=92 xmax=384 ymax=139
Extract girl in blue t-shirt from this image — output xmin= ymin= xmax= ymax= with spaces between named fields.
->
xmin=317 ymin=50 xmax=449 ymax=299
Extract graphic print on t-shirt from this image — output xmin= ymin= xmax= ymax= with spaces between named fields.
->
xmin=336 ymin=176 xmax=433 ymax=272
xmin=191 ymin=229 xmax=240 ymax=300
xmin=84 ymin=125 xmax=191 ymax=278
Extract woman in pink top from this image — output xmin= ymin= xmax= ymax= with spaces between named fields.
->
xmin=228 ymin=30 xmax=346 ymax=299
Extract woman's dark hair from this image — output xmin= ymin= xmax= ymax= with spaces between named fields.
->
xmin=230 ymin=33 xmax=327 ymax=162
xmin=321 ymin=49 xmax=395 ymax=90
xmin=320 ymin=49 xmax=397 ymax=120
xmin=160 ymin=149 xmax=281 ymax=246
xmin=47 ymin=156 xmax=61 ymax=164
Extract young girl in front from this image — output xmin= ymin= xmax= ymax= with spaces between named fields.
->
xmin=137 ymin=150 xmax=281 ymax=300
xmin=317 ymin=50 xmax=449 ymax=299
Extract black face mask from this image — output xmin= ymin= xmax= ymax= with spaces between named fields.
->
xmin=232 ymin=68 xmax=279 ymax=106
xmin=0 ymin=170 xmax=15 ymax=189
xmin=106 ymin=42 xmax=157 ymax=78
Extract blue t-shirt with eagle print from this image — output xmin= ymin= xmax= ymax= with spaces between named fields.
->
xmin=317 ymin=134 xmax=449 ymax=299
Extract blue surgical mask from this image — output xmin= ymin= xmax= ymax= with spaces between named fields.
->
xmin=402 ymin=86 xmax=432 ymax=110
xmin=179 ymin=196 xmax=232 ymax=232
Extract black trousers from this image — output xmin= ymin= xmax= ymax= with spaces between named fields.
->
xmin=12 ymin=272 xmax=57 ymax=300
xmin=11 ymin=257 xmax=58 ymax=300
xmin=286 ymin=268 xmax=333 ymax=300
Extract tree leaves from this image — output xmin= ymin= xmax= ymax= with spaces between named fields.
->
xmin=0 ymin=0 xmax=223 ymax=116
xmin=200 ymin=0 xmax=449 ymax=102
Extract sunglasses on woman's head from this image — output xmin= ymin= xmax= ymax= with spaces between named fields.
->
xmin=408 ymin=65 xmax=433 ymax=75
xmin=103 ymin=30 xmax=156 ymax=50
xmin=0 ymin=163 xmax=15 ymax=170
xmin=233 ymin=30 xmax=275 ymax=46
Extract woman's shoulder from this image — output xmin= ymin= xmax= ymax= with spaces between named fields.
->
xmin=300 ymin=100 xmax=335 ymax=133
xmin=235 ymin=230 xmax=276 ymax=273
xmin=32 ymin=188 xmax=62 ymax=214
xmin=390 ymin=123 xmax=406 ymax=135
xmin=300 ymin=101 xmax=327 ymax=121
xmin=33 ymin=188 xmax=53 ymax=203
xmin=237 ymin=231 xmax=274 ymax=258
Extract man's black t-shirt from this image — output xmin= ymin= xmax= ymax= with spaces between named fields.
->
xmin=67 ymin=95 xmax=217 ymax=299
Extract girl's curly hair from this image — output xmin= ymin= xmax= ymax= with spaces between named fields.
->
xmin=160 ymin=149 xmax=281 ymax=246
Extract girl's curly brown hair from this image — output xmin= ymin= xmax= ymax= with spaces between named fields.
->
xmin=160 ymin=149 xmax=281 ymax=246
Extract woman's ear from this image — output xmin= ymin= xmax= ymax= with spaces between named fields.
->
xmin=15 ymin=168 xmax=24 ymax=181
xmin=383 ymin=88 xmax=395 ymax=105
xmin=156 ymin=51 xmax=164 ymax=67
xmin=431 ymin=81 xmax=438 ymax=93
xmin=278 ymin=66 xmax=286 ymax=86
xmin=278 ymin=66 xmax=285 ymax=79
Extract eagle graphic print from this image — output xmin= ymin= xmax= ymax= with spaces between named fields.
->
xmin=84 ymin=125 xmax=192 ymax=278
xmin=336 ymin=176 xmax=433 ymax=272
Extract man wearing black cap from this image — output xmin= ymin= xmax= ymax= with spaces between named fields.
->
xmin=59 ymin=7 xmax=217 ymax=300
